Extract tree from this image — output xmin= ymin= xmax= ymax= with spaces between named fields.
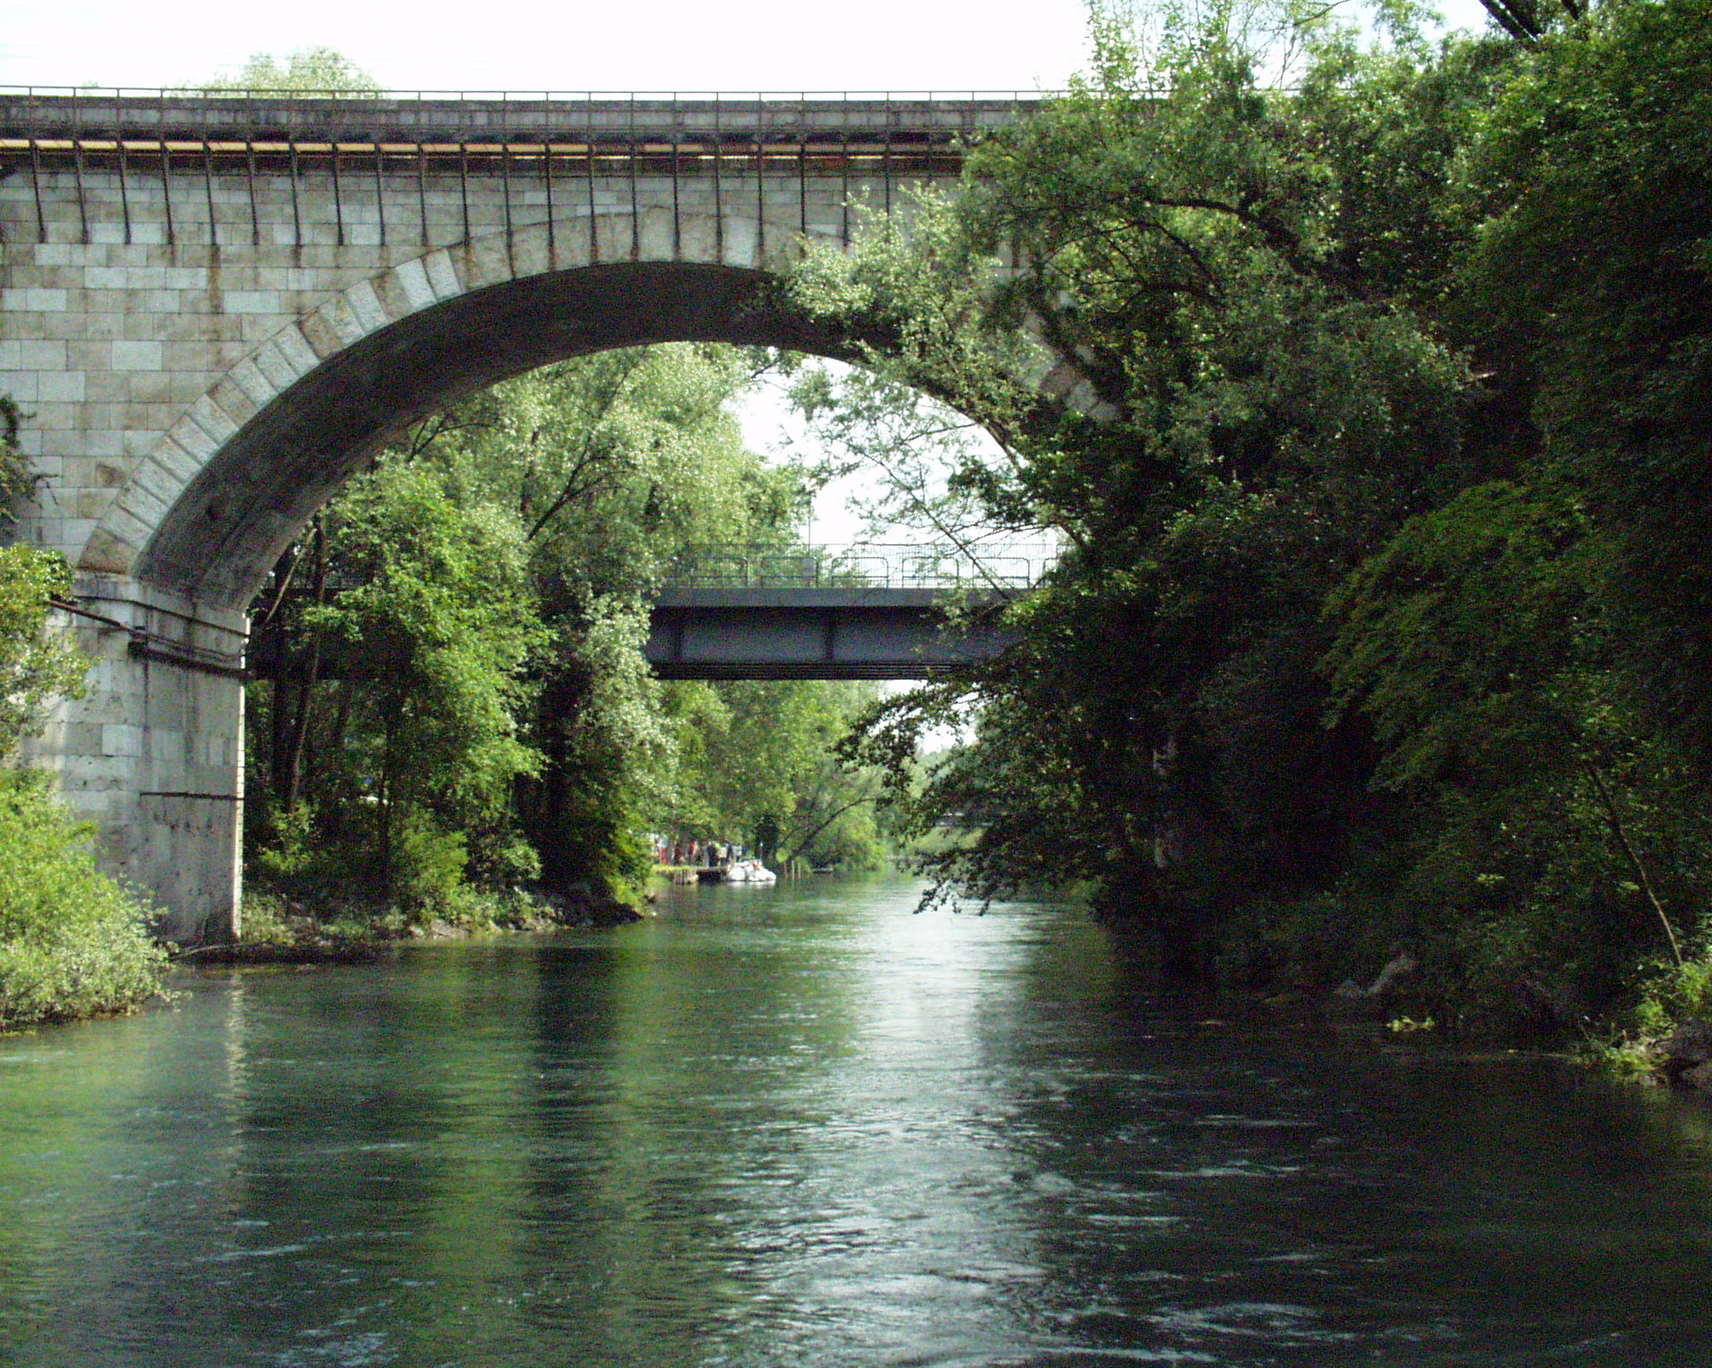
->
xmin=246 ymin=344 xmax=817 ymax=910
xmin=790 ymin=3 xmax=1478 ymax=955
xmin=796 ymin=0 xmax=1712 ymax=1039
xmin=0 ymin=547 xmax=86 ymax=761
xmin=663 ymin=679 xmax=890 ymax=869
xmin=1324 ymin=481 xmax=1706 ymax=1025
xmin=0 ymin=400 xmax=85 ymax=757
xmin=429 ymin=346 xmax=801 ymax=894
xmin=308 ymin=459 xmax=545 ymax=903
xmin=199 ymin=47 xmax=381 ymax=95
xmin=1455 ymin=0 xmax=1712 ymax=762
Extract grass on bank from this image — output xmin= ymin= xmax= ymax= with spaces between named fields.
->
xmin=234 ymin=882 xmax=560 ymax=954
xmin=0 ymin=772 xmax=166 ymax=1030
xmin=1580 ymin=948 xmax=1712 ymax=1085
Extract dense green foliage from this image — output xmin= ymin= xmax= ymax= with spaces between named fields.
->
xmin=0 ymin=773 xmax=168 ymax=1029
xmin=247 ymin=345 xmax=890 ymax=922
xmin=0 ymin=546 xmax=85 ymax=755
xmin=20 ymin=11 xmax=1711 ymax=1049
xmin=786 ymin=0 xmax=1712 ymax=1041
xmin=665 ymin=680 xmax=889 ymax=869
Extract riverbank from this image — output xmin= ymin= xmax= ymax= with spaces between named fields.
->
xmin=1093 ymin=914 xmax=1710 ymax=1092
xmin=178 ymin=884 xmax=644 ymax=967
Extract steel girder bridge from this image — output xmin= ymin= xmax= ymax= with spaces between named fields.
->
xmin=645 ymin=542 xmax=1052 ymax=679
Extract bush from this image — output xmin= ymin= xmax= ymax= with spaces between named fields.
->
xmin=0 ymin=773 xmax=166 ymax=1028
xmin=392 ymin=809 xmax=469 ymax=917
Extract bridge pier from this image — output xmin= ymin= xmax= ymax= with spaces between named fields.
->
xmin=24 ymin=577 xmax=245 ymax=942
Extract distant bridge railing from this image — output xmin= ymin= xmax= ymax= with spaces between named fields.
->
xmin=662 ymin=542 xmax=1059 ymax=592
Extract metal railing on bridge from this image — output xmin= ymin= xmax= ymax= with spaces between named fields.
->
xmin=0 ymin=86 xmax=1055 ymax=164
xmin=0 ymin=87 xmax=1063 ymax=248
xmin=661 ymin=541 xmax=1059 ymax=592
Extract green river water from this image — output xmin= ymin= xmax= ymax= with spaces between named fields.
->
xmin=4 ymin=873 xmax=1712 ymax=1366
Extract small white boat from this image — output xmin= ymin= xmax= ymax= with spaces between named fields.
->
xmin=720 ymin=859 xmax=777 ymax=885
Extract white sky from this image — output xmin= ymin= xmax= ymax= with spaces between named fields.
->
xmin=1 ymin=0 xmax=1495 ymax=543
xmin=0 ymin=0 xmax=1093 ymax=93
xmin=0 ymin=0 xmax=1494 ymax=95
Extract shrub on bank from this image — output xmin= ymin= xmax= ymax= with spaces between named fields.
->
xmin=0 ymin=772 xmax=167 ymax=1029
xmin=1582 ymin=948 xmax=1712 ymax=1085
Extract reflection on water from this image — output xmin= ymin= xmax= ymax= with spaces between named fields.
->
xmin=3 ymin=875 xmax=1712 ymax=1365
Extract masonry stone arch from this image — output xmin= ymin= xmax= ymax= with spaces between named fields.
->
xmin=98 ymin=215 xmax=1097 ymax=609
xmin=33 ymin=216 xmax=1089 ymax=942
xmin=1 ymin=93 xmax=1105 ymax=940
xmin=95 ymin=215 xmax=853 ymax=606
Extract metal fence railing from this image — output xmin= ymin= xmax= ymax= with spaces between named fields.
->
xmin=0 ymin=87 xmax=1057 ymax=248
xmin=663 ymin=541 xmax=1059 ymax=591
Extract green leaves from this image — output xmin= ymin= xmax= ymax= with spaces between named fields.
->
xmin=249 ymin=343 xmax=826 ymax=905
xmin=0 ymin=772 xmax=165 ymax=1028
xmin=0 ymin=547 xmax=86 ymax=761
xmin=1324 ymin=480 xmax=1593 ymax=790
xmin=1456 ymin=0 xmax=1712 ymax=758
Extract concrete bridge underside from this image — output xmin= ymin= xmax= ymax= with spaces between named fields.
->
xmin=0 ymin=94 xmax=1090 ymax=940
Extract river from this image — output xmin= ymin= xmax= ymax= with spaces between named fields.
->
xmin=3 ymin=874 xmax=1712 ymax=1366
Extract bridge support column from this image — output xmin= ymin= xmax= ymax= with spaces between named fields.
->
xmin=23 ymin=577 xmax=246 ymax=944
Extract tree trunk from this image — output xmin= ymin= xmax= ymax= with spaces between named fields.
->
xmin=270 ymin=678 xmax=293 ymax=802
xmin=280 ymin=519 xmax=327 ymax=811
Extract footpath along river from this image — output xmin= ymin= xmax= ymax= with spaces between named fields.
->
xmin=4 ymin=873 xmax=1712 ymax=1366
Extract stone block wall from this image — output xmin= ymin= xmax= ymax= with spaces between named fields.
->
xmin=21 ymin=579 xmax=245 ymax=941
xmin=0 ymin=163 xmax=939 ymax=580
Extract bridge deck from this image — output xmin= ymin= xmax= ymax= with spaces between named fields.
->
xmin=0 ymin=91 xmax=1045 ymax=137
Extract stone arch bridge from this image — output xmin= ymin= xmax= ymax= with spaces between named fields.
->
xmin=0 ymin=90 xmax=1091 ymax=940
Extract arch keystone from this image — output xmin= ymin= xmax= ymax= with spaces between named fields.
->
xmin=637 ymin=206 xmax=675 ymax=262
xmin=594 ymin=215 xmax=630 ymax=264
xmin=457 ymin=234 xmax=514 ymax=291
xmin=720 ymin=217 xmax=760 ymax=269
xmin=422 ymin=249 xmax=463 ymax=301
xmin=508 ymin=230 xmax=552 ymax=281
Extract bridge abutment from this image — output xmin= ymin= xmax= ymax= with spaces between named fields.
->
xmin=24 ymin=578 xmax=245 ymax=942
